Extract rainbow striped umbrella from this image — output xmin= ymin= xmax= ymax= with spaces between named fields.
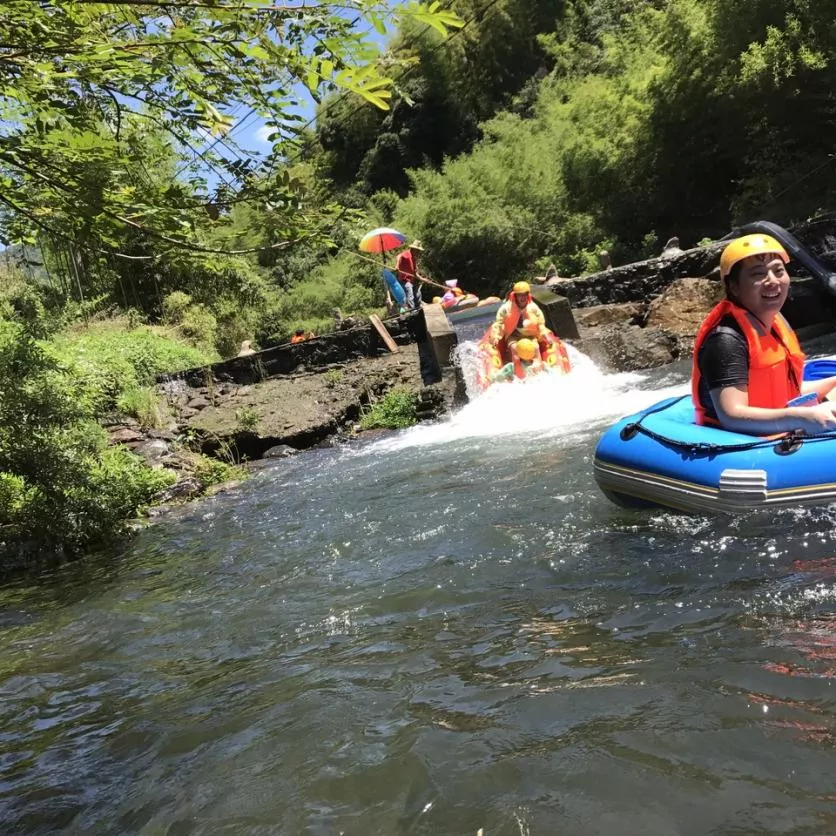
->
xmin=359 ymin=227 xmax=406 ymax=254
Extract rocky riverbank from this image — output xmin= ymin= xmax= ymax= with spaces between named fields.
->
xmin=106 ymin=342 xmax=458 ymax=508
xmin=163 ymin=344 xmax=455 ymax=458
xmin=564 ymin=216 xmax=836 ymax=371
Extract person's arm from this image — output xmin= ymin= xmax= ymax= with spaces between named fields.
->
xmin=490 ymin=304 xmax=508 ymax=345
xmin=801 ymin=375 xmax=836 ymax=400
xmin=490 ymin=363 xmax=514 ymax=383
xmin=711 ymin=385 xmax=836 ymax=434
xmin=529 ymin=305 xmax=548 ymax=337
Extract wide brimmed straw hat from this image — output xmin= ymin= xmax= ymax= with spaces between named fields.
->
xmin=408 ymin=239 xmax=424 ymax=251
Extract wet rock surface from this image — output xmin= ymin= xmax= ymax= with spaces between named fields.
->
xmin=169 ymin=344 xmax=445 ymax=458
xmin=106 ymin=343 xmax=459 ymax=510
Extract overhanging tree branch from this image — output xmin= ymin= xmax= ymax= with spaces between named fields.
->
xmin=0 ymin=149 xmax=345 ymax=256
xmin=0 ymin=192 xmax=154 ymax=260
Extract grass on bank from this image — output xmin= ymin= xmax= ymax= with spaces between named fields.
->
xmin=52 ymin=316 xmax=216 ymax=414
xmin=359 ymin=388 xmax=419 ymax=430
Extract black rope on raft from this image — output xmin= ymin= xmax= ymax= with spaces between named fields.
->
xmin=616 ymin=395 xmax=826 ymax=456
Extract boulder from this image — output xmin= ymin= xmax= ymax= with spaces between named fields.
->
xmin=580 ymin=325 xmax=678 ymax=372
xmin=783 ymin=276 xmax=836 ymax=329
xmin=130 ymin=439 xmax=172 ymax=468
xmin=644 ymin=277 xmax=724 ymax=337
xmin=152 ymin=476 xmax=203 ymax=505
xmin=263 ymin=444 xmax=298 ymax=459
xmin=574 ymin=302 xmax=645 ymax=329
xmin=109 ymin=427 xmax=144 ymax=445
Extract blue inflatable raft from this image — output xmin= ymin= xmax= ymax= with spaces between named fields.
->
xmin=594 ymin=359 xmax=836 ymax=514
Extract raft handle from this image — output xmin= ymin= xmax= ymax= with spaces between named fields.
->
xmin=620 ymin=423 xmax=639 ymax=441
xmin=774 ymin=433 xmax=803 ymax=456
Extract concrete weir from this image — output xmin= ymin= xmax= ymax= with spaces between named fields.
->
xmin=422 ymin=303 xmax=458 ymax=377
xmin=157 ymin=309 xmax=443 ymax=388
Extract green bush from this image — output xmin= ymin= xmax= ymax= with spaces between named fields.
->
xmin=116 ymin=386 xmax=170 ymax=429
xmin=162 ymin=287 xmax=260 ymax=359
xmin=359 ymin=388 xmax=419 ymax=430
xmin=191 ymin=454 xmax=241 ymax=489
xmin=235 ymin=406 xmax=260 ymax=431
xmin=0 ymin=317 xmax=175 ymax=562
xmin=260 ymin=249 xmax=383 ymax=343
xmin=214 ymin=298 xmax=261 ymax=359
xmin=342 ymin=284 xmax=375 ymax=311
xmin=179 ymin=304 xmax=218 ymax=352
xmin=161 ymin=291 xmax=193 ymax=325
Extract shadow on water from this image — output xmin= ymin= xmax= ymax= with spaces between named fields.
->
xmin=2 ymin=348 xmax=836 ymax=834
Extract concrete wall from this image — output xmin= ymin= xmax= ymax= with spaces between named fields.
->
xmin=532 ymin=291 xmax=580 ymax=340
xmin=545 ymin=244 xmax=726 ymax=308
xmin=422 ymin=303 xmax=458 ymax=372
xmin=158 ymin=310 xmax=433 ymax=388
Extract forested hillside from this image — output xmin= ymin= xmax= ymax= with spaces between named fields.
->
xmin=4 ymin=0 xmax=835 ymax=335
xmin=2 ymin=0 xmax=836 ymax=560
xmin=385 ymin=0 xmax=836 ymax=294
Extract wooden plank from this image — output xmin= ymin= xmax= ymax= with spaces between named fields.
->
xmin=368 ymin=313 xmax=399 ymax=353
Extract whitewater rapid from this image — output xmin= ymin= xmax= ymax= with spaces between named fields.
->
xmin=366 ymin=342 xmax=689 ymax=453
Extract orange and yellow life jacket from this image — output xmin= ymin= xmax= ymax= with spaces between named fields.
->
xmin=691 ymin=300 xmax=805 ymax=426
xmin=490 ymin=293 xmax=546 ymax=345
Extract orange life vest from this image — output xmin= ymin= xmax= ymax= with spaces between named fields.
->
xmin=691 ymin=300 xmax=805 ymax=426
xmin=501 ymin=294 xmax=540 ymax=338
xmin=290 ymin=334 xmax=306 ymax=344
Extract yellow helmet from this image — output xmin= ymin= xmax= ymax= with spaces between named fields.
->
xmin=521 ymin=318 xmax=540 ymax=337
xmin=719 ymin=234 xmax=789 ymax=280
xmin=516 ymin=338 xmax=538 ymax=361
xmin=513 ymin=281 xmax=531 ymax=294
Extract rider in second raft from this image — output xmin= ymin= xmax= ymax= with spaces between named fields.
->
xmin=489 ymin=338 xmax=546 ymax=383
xmin=489 ymin=281 xmax=548 ymax=363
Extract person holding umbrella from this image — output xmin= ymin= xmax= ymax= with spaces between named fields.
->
xmin=396 ymin=239 xmax=428 ymax=310
xmin=359 ymin=227 xmax=408 ymax=313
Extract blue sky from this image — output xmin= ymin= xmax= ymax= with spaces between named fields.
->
xmin=211 ymin=19 xmax=394 ymax=177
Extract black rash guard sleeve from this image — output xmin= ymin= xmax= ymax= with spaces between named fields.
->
xmin=697 ymin=318 xmax=749 ymax=421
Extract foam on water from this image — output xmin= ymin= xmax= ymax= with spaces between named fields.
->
xmin=364 ymin=342 xmax=689 ymax=454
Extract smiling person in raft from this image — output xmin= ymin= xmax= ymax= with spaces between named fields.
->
xmin=692 ymin=233 xmax=836 ymax=435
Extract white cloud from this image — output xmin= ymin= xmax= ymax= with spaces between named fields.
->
xmin=255 ymin=124 xmax=274 ymax=145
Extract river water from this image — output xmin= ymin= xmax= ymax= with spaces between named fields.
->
xmin=2 ymin=341 xmax=836 ymax=835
